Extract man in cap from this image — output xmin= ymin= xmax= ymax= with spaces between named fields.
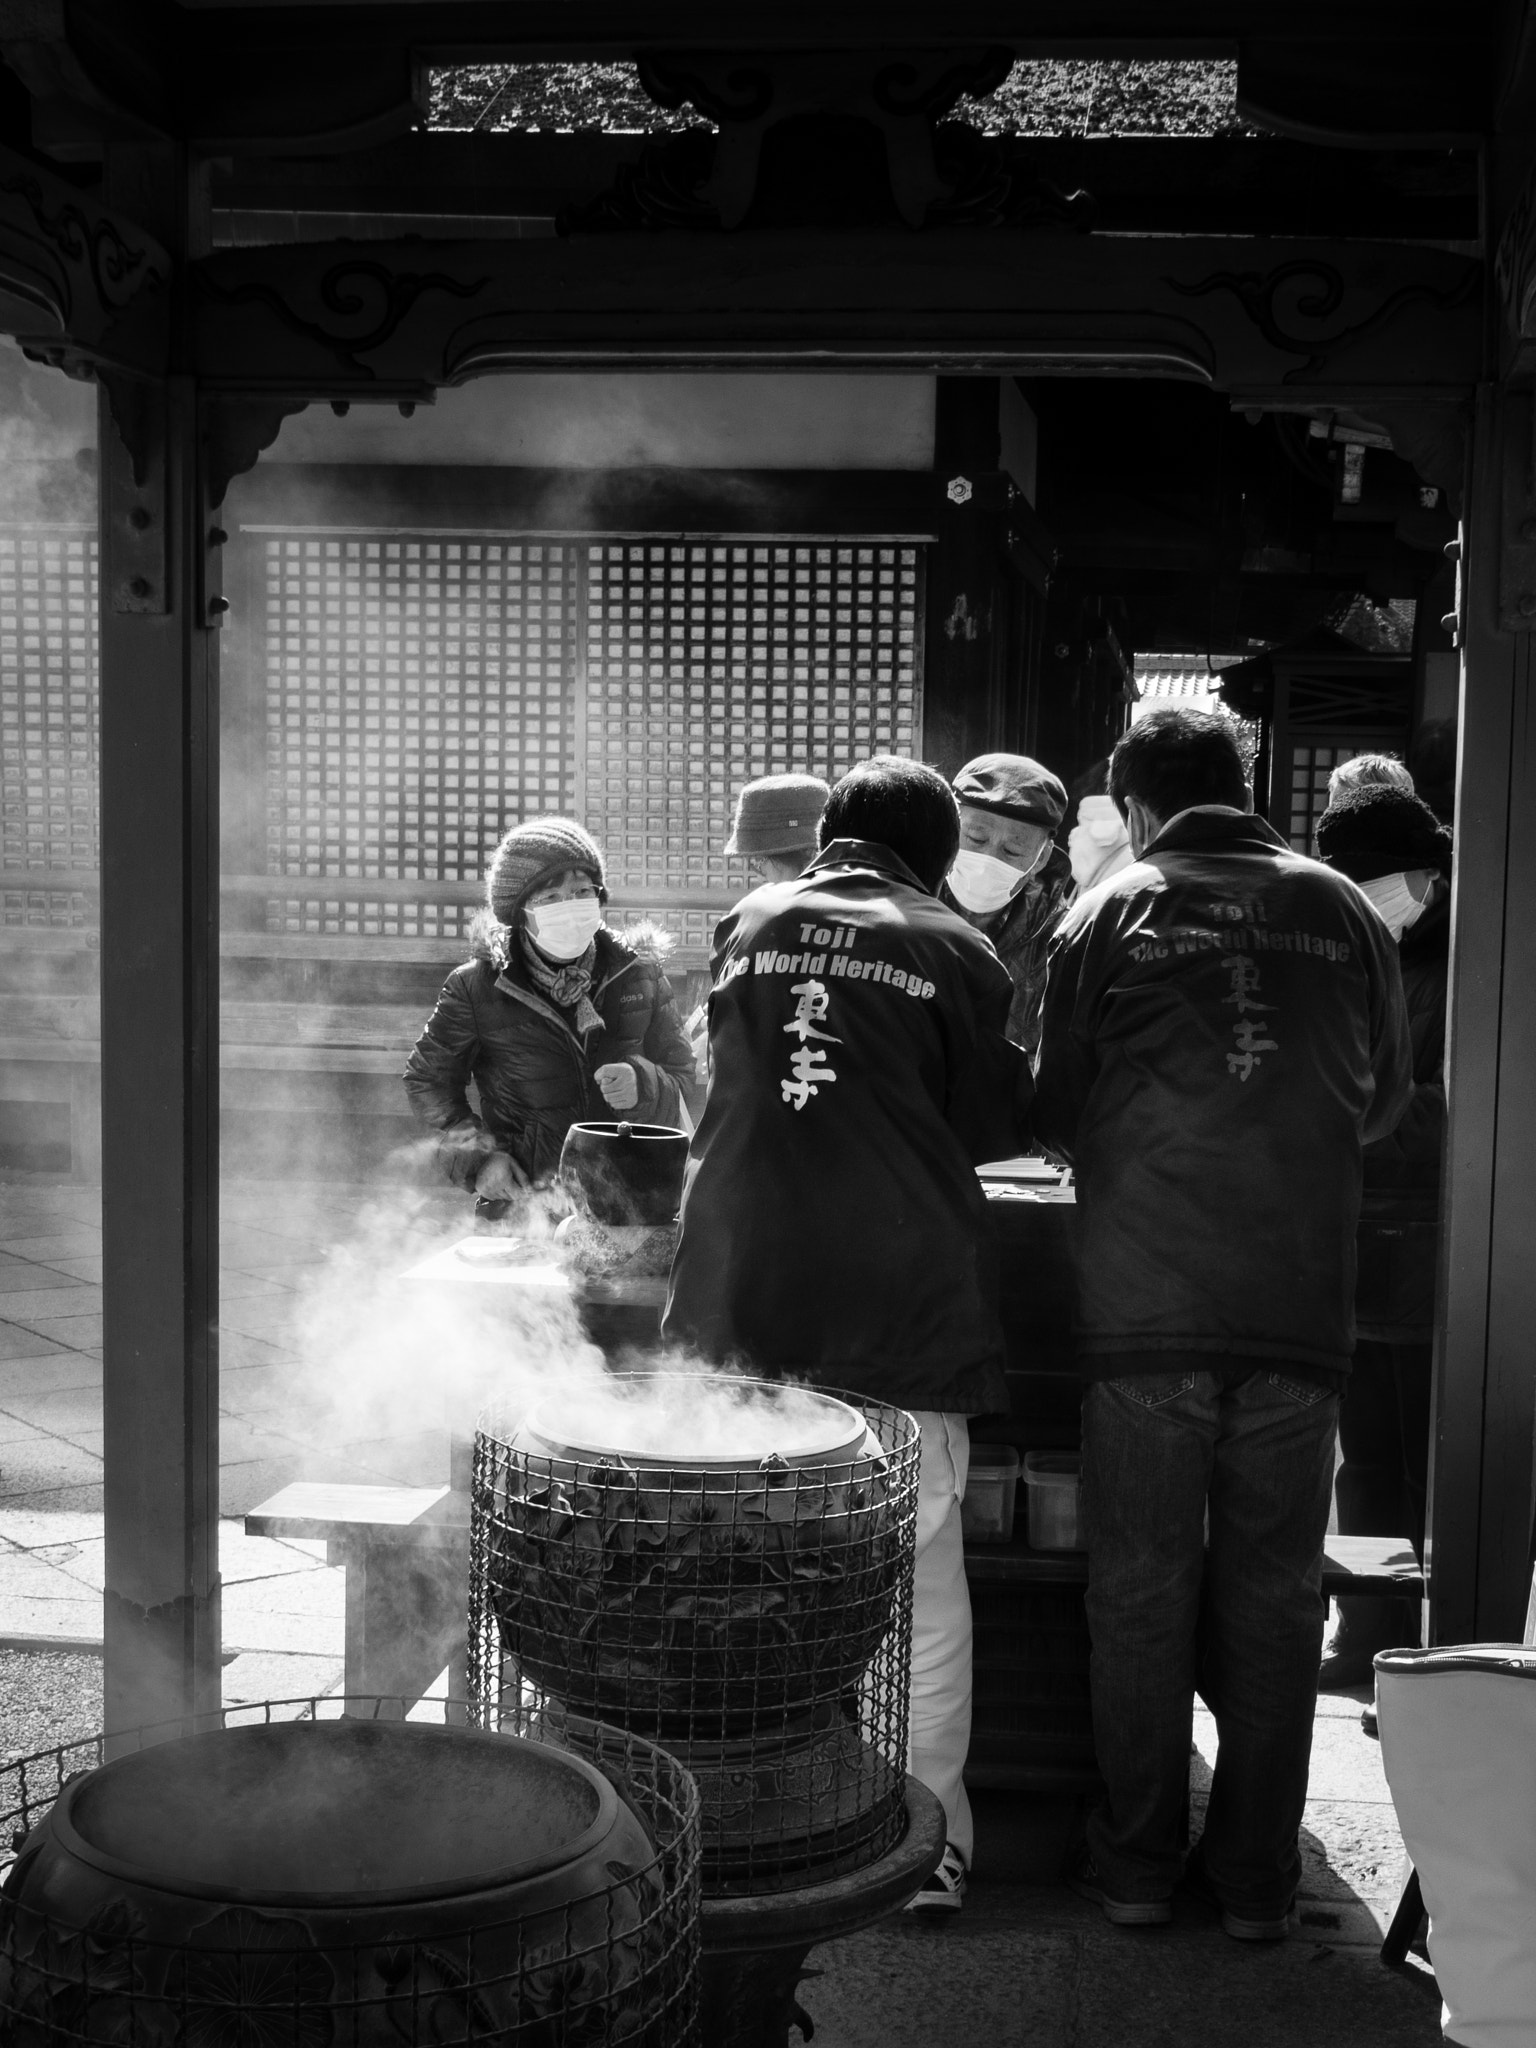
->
xmin=725 ymin=772 xmax=833 ymax=887
xmin=943 ymin=754 xmax=1072 ymax=1054
xmin=1314 ymin=783 xmax=1453 ymax=1694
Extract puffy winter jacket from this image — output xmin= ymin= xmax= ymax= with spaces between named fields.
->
xmin=942 ymin=843 xmax=1073 ymax=1057
xmin=1356 ymin=891 xmax=1448 ymax=1341
xmin=403 ymin=923 xmax=696 ymax=1188
xmin=1033 ymin=807 xmax=1413 ymax=1380
xmin=663 ymin=840 xmax=1033 ymax=1415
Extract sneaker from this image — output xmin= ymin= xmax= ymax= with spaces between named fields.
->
xmin=1065 ymin=1845 xmax=1173 ymax=1927
xmin=1361 ymin=1701 xmax=1379 ymax=1739
xmin=903 ymin=1841 xmax=967 ymax=1914
xmin=1182 ymin=1857 xmax=1293 ymax=1942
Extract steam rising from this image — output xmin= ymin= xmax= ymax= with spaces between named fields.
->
xmin=278 ymin=1158 xmax=846 ymax=1483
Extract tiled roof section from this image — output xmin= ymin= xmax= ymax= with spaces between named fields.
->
xmin=1133 ymin=654 xmax=1240 ymax=704
xmin=427 ymin=59 xmax=1242 ymax=137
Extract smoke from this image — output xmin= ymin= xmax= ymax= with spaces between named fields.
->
xmin=277 ymin=1164 xmax=613 ymax=1463
xmin=0 ymin=337 xmax=97 ymax=523
xmin=277 ymin=1151 xmax=862 ymax=1478
xmin=513 ymin=1368 xmax=872 ymax=1466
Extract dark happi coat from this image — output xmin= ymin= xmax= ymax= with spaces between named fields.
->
xmin=404 ymin=922 xmax=696 ymax=1188
xmin=663 ymin=839 xmax=1032 ymax=1415
xmin=1033 ymin=808 xmax=1412 ymax=1380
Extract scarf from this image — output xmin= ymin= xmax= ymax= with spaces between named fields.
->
xmin=518 ymin=927 xmax=604 ymax=1037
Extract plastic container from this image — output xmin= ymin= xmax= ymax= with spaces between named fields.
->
xmin=1024 ymin=1452 xmax=1083 ymax=1552
xmin=960 ymin=1443 xmax=1020 ymax=1543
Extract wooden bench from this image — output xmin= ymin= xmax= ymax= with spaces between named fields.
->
xmin=244 ymin=1479 xmax=471 ymax=1716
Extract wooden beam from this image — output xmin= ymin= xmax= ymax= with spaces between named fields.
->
xmin=211 ymin=133 xmax=1478 ymax=245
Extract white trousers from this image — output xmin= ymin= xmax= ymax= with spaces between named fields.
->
xmin=907 ymin=1410 xmax=974 ymax=1866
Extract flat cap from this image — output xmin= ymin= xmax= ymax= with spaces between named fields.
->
xmin=952 ymin=753 xmax=1068 ymax=832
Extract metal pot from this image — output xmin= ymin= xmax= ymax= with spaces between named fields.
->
xmin=559 ymin=1120 xmax=689 ymax=1226
xmin=0 ymin=1719 xmax=663 ymax=2046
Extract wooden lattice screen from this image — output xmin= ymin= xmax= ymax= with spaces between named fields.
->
xmin=247 ymin=530 xmax=923 ymax=963
xmin=260 ymin=534 xmax=577 ymax=937
xmin=583 ymin=539 xmax=923 ymax=955
xmin=0 ymin=527 xmax=98 ymax=927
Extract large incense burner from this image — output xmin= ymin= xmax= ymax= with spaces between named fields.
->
xmin=0 ymin=1711 xmax=700 ymax=2048
xmin=472 ymin=1374 xmax=921 ymax=1892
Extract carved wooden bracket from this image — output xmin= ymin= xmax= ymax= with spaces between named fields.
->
xmin=560 ymin=47 xmax=1091 ymax=235
xmin=0 ymin=140 xmax=168 ymax=378
xmin=202 ymin=393 xmax=310 ymax=510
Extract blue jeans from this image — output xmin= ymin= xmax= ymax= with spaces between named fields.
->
xmin=1080 ymin=1365 xmax=1340 ymax=1914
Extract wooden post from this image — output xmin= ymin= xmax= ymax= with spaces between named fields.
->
xmin=1429 ymin=380 xmax=1536 ymax=1643
xmin=96 ymin=138 xmax=223 ymax=1735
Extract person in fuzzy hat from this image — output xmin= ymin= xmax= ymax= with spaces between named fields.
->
xmin=404 ymin=815 xmax=696 ymax=1197
xmin=1314 ymin=782 xmax=1453 ymax=1697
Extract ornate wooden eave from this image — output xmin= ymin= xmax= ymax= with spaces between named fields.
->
xmin=0 ymin=138 xmax=166 ymax=376
xmin=187 ymin=230 xmax=1481 ymax=410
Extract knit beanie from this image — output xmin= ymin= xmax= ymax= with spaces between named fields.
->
xmin=487 ymin=816 xmax=607 ymax=927
xmin=724 ymin=773 xmax=831 ymax=857
xmin=952 ymin=753 xmax=1068 ymax=833
xmin=1315 ymin=784 xmax=1453 ymax=884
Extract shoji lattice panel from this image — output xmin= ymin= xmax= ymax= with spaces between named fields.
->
xmin=0 ymin=529 xmax=98 ymax=928
xmin=262 ymin=535 xmax=576 ymax=937
xmin=1286 ymin=743 xmax=1360 ymax=855
xmin=584 ymin=541 xmax=922 ymax=957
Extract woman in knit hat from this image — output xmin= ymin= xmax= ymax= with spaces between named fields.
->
xmin=404 ymin=816 xmax=696 ymax=1198
xmin=1314 ymin=782 xmax=1453 ymax=1698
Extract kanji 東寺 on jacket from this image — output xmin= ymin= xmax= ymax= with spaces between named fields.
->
xmin=663 ymin=839 xmax=1033 ymax=1415
xmin=1033 ymin=807 xmax=1413 ymax=1382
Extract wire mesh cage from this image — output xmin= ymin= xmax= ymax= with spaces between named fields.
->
xmin=0 ymin=1693 xmax=699 ymax=2048
xmin=469 ymin=1378 xmax=922 ymax=1895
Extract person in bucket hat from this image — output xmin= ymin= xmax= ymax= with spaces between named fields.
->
xmin=724 ymin=773 xmax=832 ymax=886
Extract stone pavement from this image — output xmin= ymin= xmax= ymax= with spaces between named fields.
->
xmin=0 ymin=1176 xmax=472 ymax=1705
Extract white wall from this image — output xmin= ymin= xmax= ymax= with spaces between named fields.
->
xmin=267 ymin=372 xmax=936 ymax=470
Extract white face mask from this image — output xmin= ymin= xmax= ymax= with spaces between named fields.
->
xmin=1068 ymin=795 xmax=1130 ymax=889
xmin=526 ymin=896 xmax=603 ymax=961
xmin=1359 ymin=872 xmax=1426 ymax=943
xmin=948 ymin=846 xmax=1040 ymax=915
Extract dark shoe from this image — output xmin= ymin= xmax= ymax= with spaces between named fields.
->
xmin=1182 ymin=1855 xmax=1293 ymax=1942
xmin=1318 ymin=1642 xmax=1382 ymax=1691
xmin=903 ymin=1841 xmax=966 ymax=1915
xmin=1066 ymin=1845 xmax=1172 ymax=1927
xmin=1361 ymin=1702 xmax=1379 ymax=1739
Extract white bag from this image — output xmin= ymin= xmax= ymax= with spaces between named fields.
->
xmin=1377 ymin=1645 xmax=1536 ymax=2047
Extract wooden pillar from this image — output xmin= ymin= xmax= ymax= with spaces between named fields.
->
xmin=923 ymin=379 xmax=1050 ymax=775
xmin=1429 ymin=380 xmax=1536 ymax=1643
xmin=98 ymin=144 xmax=222 ymax=1735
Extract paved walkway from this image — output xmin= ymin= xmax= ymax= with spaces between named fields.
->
xmin=0 ymin=1176 xmax=469 ymax=1704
